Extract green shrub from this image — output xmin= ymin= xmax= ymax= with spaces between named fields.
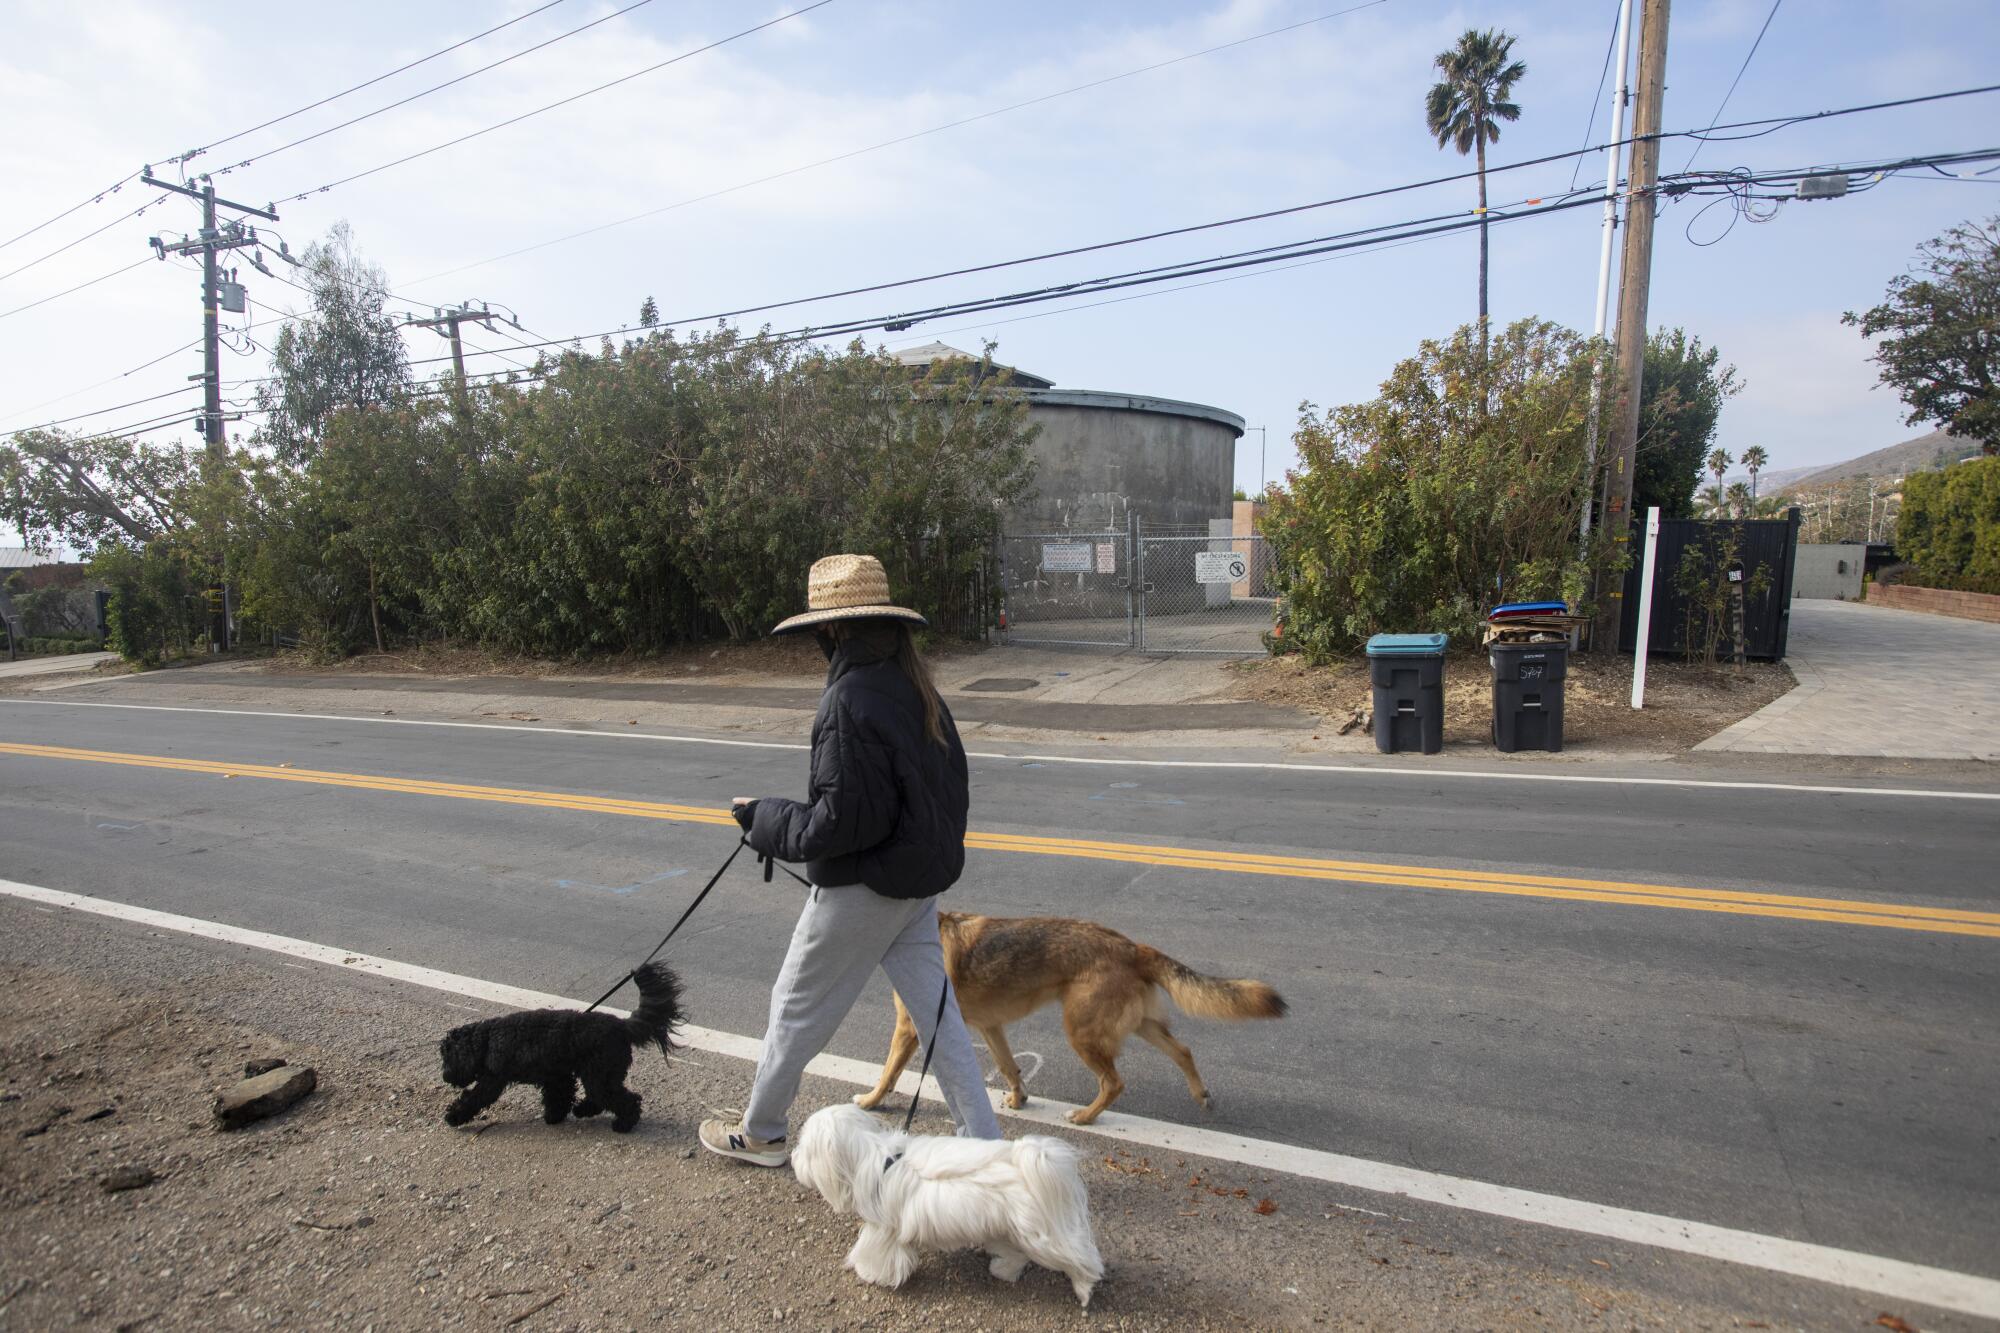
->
xmin=1264 ymin=319 xmax=1618 ymax=662
xmin=1896 ymin=455 xmax=2000 ymax=594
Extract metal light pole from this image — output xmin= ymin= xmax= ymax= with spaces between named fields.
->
xmin=1581 ymin=0 xmax=1635 ymax=543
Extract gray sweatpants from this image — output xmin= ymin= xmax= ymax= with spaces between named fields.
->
xmin=744 ymin=885 xmax=1001 ymax=1144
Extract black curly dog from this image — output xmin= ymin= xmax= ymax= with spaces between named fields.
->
xmin=439 ymin=962 xmax=683 ymax=1133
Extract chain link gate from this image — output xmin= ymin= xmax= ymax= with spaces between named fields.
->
xmin=1135 ymin=531 xmax=1275 ymax=654
xmin=995 ymin=528 xmax=1136 ymax=648
xmin=997 ymin=521 xmax=1276 ymax=655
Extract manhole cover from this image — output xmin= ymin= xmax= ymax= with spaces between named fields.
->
xmin=963 ymin=678 xmax=1039 ymax=693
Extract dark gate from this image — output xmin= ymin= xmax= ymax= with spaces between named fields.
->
xmin=1619 ymin=510 xmax=1800 ymax=660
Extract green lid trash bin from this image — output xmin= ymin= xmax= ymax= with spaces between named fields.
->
xmin=1489 ymin=641 xmax=1567 ymax=753
xmin=1365 ymin=633 xmax=1447 ymax=755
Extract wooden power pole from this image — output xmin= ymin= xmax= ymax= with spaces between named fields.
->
xmin=142 ymin=167 xmax=279 ymax=458
xmin=396 ymin=302 xmax=525 ymax=406
xmin=1599 ymin=0 xmax=1670 ymax=646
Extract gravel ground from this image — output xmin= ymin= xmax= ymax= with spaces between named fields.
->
xmin=0 ymin=901 xmax=1935 ymax=1333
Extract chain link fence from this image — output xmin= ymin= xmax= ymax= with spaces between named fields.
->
xmin=996 ymin=529 xmax=1135 ymax=648
xmin=1135 ymin=533 xmax=1275 ymax=654
xmin=996 ymin=524 xmax=1276 ymax=654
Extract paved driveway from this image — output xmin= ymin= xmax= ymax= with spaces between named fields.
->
xmin=1697 ymin=599 xmax=2000 ymax=760
xmin=0 ymin=650 xmax=118 ymax=680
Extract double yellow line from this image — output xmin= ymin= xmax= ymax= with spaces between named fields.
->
xmin=6 ymin=740 xmax=1997 ymax=939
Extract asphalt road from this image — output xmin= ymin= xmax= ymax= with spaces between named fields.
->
xmin=2 ymin=697 xmax=1996 ymax=1282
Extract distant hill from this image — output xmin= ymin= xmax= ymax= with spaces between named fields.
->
xmin=1775 ymin=428 xmax=1977 ymax=494
xmin=1734 ymin=463 xmax=1823 ymax=492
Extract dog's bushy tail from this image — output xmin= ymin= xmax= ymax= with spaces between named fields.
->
xmin=624 ymin=961 xmax=684 ymax=1060
xmin=1140 ymin=947 xmax=1287 ymax=1022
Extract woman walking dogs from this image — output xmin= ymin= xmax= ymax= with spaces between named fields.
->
xmin=701 ymin=555 xmax=1003 ymax=1165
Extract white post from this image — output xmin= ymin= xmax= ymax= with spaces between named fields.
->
xmin=1581 ymin=0 xmax=1635 ymax=542
xmin=1630 ymin=505 xmax=1661 ymax=709
xmin=1593 ymin=0 xmax=1635 ymax=340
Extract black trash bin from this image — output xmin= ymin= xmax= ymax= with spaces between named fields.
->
xmin=1490 ymin=641 xmax=1567 ymax=753
xmin=1365 ymin=633 xmax=1447 ymax=755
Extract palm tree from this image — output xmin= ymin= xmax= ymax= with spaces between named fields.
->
xmin=1706 ymin=447 xmax=1732 ymax=498
xmin=1426 ymin=29 xmax=1526 ymax=349
xmin=1698 ymin=483 xmax=1727 ymax=516
xmin=1726 ymin=481 xmax=1753 ymax=519
xmin=1740 ymin=445 xmax=1769 ymax=501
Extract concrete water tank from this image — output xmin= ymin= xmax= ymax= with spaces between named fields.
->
xmin=892 ymin=343 xmax=1245 ymax=532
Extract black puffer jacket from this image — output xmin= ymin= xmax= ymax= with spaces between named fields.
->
xmin=745 ymin=632 xmax=969 ymax=899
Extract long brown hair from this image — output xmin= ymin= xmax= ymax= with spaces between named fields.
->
xmin=827 ymin=621 xmax=948 ymax=746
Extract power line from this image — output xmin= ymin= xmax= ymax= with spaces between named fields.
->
xmin=0 ymin=386 xmax=206 ymax=438
xmin=61 ymin=404 xmax=214 ymax=443
xmin=894 ymin=218 xmax=1483 ymax=349
xmin=32 ymin=110 xmax=2000 ymax=430
xmin=0 ymin=174 xmax=142 ymax=256
xmin=1682 ymin=0 xmax=1784 ymax=172
xmin=446 ymin=83 xmax=2000 ymax=343
xmin=279 ymin=2 xmax=834 ymax=205
xmin=0 ymin=258 xmax=156 ymax=322
xmin=265 ymin=183 xmax=1701 ymax=390
xmin=211 ymin=199 xmax=1584 ymax=414
xmin=0 ymin=336 xmax=203 ymax=424
xmin=163 ymin=0 xmax=578 ymax=169
xmin=0 ymin=3 xmax=579 ymax=266
xmin=202 ymin=139 xmax=2000 ymax=403
xmin=468 ymin=146 xmax=2000 ymax=368
xmin=410 ymin=0 xmax=1398 ymax=286
xmin=204 ymin=0 xmax=657 ymax=180
xmin=0 ymin=190 xmax=175 ymax=283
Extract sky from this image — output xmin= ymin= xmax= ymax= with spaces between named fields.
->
xmin=3 ymin=0 xmax=1997 ymax=546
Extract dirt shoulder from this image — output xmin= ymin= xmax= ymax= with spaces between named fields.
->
xmin=1229 ymin=651 xmax=1794 ymax=753
xmin=3 ymin=637 xmax=1796 ymax=759
xmin=0 ymin=902 xmax=1908 ymax=1332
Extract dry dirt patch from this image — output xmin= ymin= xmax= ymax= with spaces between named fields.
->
xmin=1230 ymin=651 xmax=1793 ymax=752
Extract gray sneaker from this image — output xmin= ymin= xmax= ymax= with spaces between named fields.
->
xmin=699 ymin=1117 xmax=788 ymax=1167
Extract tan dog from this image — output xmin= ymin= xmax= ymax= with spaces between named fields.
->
xmin=855 ymin=912 xmax=1285 ymax=1124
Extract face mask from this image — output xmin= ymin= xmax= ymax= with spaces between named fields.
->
xmin=813 ymin=629 xmax=838 ymax=662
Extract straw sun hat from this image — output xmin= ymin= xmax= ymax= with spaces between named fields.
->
xmin=770 ymin=554 xmax=928 ymax=636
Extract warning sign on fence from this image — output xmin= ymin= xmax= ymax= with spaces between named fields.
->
xmin=1195 ymin=551 xmax=1249 ymax=584
xmin=1041 ymin=542 xmax=1093 ymax=573
xmin=1095 ymin=541 xmax=1117 ymax=574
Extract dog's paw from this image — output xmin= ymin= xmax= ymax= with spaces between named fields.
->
xmin=850 ymin=1091 xmax=885 ymax=1109
xmin=611 ymin=1116 xmax=640 ymax=1134
xmin=443 ymin=1106 xmax=474 ymax=1127
xmin=573 ymin=1099 xmax=602 ymax=1118
xmin=988 ymin=1251 xmax=1029 ymax=1283
xmin=1065 ymin=1108 xmax=1101 ymax=1125
xmin=1004 ymin=1090 xmax=1030 ymax=1110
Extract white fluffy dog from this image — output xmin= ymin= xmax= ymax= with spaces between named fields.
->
xmin=792 ymin=1103 xmax=1104 ymax=1307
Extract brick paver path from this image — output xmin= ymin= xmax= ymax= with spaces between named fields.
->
xmin=1696 ymin=599 xmax=2000 ymax=760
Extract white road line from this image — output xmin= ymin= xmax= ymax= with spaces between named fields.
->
xmin=2 ymin=876 xmax=1995 ymax=1320
xmin=5 ymin=697 xmax=1997 ymax=801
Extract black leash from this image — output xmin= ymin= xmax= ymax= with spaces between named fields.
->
xmin=582 ymin=830 xmax=816 ymax=1014
xmin=583 ymin=836 xmax=751 ymax=1013
xmin=888 ymin=972 xmax=956 ymax=1168
xmin=898 ymin=978 xmax=954 ymax=1134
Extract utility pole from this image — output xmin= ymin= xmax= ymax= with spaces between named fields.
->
xmin=142 ymin=167 xmax=280 ymax=459
xmin=143 ymin=168 xmax=280 ymax=654
xmin=1598 ymin=0 xmax=1670 ymax=645
xmin=1580 ymin=0 xmax=1635 ymax=542
xmin=395 ymin=302 xmax=524 ymax=405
